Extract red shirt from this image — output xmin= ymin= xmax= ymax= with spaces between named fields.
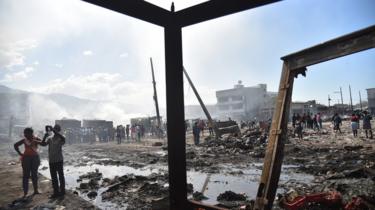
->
xmin=22 ymin=138 xmax=40 ymax=156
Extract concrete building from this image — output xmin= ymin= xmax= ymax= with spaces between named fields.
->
xmin=55 ymin=118 xmax=81 ymax=131
xmin=367 ymin=88 xmax=375 ymax=115
xmin=290 ymin=100 xmax=318 ymax=119
xmin=82 ymin=119 xmax=113 ymax=129
xmin=216 ymin=81 xmax=268 ymax=121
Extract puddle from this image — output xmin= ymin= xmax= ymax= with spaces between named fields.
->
xmin=39 ymin=160 xmax=313 ymax=209
xmin=187 ymin=164 xmax=313 ymax=205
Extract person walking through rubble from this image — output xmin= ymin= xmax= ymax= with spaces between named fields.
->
xmin=350 ymin=113 xmax=359 ymax=137
xmin=193 ymin=122 xmax=200 ymax=145
xmin=40 ymin=125 xmax=66 ymax=198
xmin=14 ymin=128 xmax=43 ymax=198
xmin=363 ymin=111 xmax=373 ymax=139
xmin=332 ymin=113 xmax=342 ymax=134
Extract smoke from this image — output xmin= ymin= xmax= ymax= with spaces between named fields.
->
xmin=27 ymin=93 xmax=149 ymax=130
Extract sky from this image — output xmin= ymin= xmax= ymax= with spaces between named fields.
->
xmin=0 ymin=0 xmax=374 ymax=122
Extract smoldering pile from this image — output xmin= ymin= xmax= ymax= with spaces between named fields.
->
xmin=200 ymin=128 xmax=267 ymax=157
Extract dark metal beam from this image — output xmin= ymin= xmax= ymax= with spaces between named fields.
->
xmin=176 ymin=0 xmax=280 ymax=27
xmin=164 ymin=17 xmax=188 ymax=209
xmin=82 ymin=0 xmax=170 ymax=27
xmin=282 ymin=25 xmax=375 ymax=70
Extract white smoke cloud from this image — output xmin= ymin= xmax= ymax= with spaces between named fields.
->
xmin=28 ymin=73 xmax=155 ymax=126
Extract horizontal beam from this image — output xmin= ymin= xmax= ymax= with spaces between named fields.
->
xmin=176 ymin=0 xmax=281 ymax=27
xmin=282 ymin=25 xmax=375 ymax=70
xmin=82 ymin=0 xmax=170 ymax=27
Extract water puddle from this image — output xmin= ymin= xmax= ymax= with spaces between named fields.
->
xmin=39 ymin=160 xmax=313 ymax=209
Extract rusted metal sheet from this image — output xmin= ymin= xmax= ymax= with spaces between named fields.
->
xmin=282 ymin=25 xmax=375 ymax=70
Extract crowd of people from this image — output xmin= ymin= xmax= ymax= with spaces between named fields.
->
xmin=291 ymin=111 xmax=373 ymax=140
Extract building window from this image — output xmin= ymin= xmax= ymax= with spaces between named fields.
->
xmin=218 ymin=97 xmax=229 ymax=103
xmin=232 ymin=103 xmax=243 ymax=110
xmin=231 ymin=95 xmax=243 ymax=101
xmin=218 ymin=105 xmax=230 ymax=110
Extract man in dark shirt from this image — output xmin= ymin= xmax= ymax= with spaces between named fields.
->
xmin=41 ymin=124 xmax=66 ymax=198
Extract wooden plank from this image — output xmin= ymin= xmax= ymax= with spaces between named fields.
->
xmin=282 ymin=25 xmax=375 ymax=70
xmin=254 ymin=62 xmax=294 ymax=210
xmin=82 ymin=0 xmax=170 ymax=27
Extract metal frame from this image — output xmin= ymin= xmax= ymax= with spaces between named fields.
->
xmin=82 ymin=1 xmax=280 ymax=209
xmin=254 ymin=25 xmax=375 ymax=210
xmin=81 ymin=0 xmax=375 ymax=209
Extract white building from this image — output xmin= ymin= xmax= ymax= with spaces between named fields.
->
xmin=216 ymin=81 xmax=268 ymax=121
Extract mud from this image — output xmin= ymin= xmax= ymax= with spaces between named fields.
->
xmin=1 ymin=120 xmax=374 ymax=209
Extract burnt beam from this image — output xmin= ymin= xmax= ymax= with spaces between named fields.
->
xmin=82 ymin=0 xmax=170 ymax=27
xmin=176 ymin=0 xmax=280 ymax=27
xmin=164 ymin=18 xmax=188 ymax=209
xmin=282 ymin=25 xmax=375 ymax=70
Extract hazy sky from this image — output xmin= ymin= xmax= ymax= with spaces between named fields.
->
xmin=1 ymin=0 xmax=374 ymax=119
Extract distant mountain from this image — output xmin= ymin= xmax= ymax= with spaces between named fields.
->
xmin=0 ymin=85 xmax=28 ymax=94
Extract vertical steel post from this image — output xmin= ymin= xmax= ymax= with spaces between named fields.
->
xmin=164 ymin=9 xmax=188 ymax=209
xmin=254 ymin=62 xmax=295 ymax=210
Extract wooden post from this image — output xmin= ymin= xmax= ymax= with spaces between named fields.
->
xmin=254 ymin=62 xmax=295 ymax=210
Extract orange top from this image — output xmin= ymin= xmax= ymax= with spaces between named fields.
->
xmin=23 ymin=138 xmax=39 ymax=156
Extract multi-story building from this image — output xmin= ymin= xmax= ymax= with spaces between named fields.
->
xmin=367 ymin=88 xmax=375 ymax=115
xmin=216 ymin=81 xmax=268 ymax=121
xmin=290 ymin=100 xmax=318 ymax=118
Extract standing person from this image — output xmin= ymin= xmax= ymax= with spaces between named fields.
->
xmin=295 ymin=119 xmax=303 ymax=140
xmin=193 ymin=122 xmax=200 ymax=145
xmin=313 ymin=114 xmax=319 ymax=131
xmin=198 ymin=120 xmax=205 ymax=137
xmin=41 ymin=125 xmax=66 ymax=198
xmin=317 ymin=113 xmax=322 ymax=129
xmin=363 ymin=111 xmax=373 ymax=139
xmin=125 ymin=125 xmax=130 ymax=141
xmin=136 ymin=124 xmax=141 ymax=142
xmin=332 ymin=113 xmax=342 ymax=134
xmin=350 ymin=113 xmax=359 ymax=137
xmin=116 ymin=125 xmax=122 ymax=144
xmin=208 ymin=121 xmax=214 ymax=136
xmin=292 ymin=113 xmax=297 ymax=128
xmin=14 ymin=128 xmax=43 ymax=198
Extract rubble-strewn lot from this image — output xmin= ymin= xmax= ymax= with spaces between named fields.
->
xmin=1 ymin=120 xmax=374 ymax=209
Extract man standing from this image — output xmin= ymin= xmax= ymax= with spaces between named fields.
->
xmin=363 ymin=111 xmax=373 ymax=139
xmin=125 ymin=124 xmax=130 ymax=141
xmin=41 ymin=124 xmax=66 ymax=198
xmin=193 ymin=122 xmax=200 ymax=145
xmin=332 ymin=113 xmax=342 ymax=134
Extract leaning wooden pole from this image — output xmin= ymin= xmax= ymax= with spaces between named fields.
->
xmin=150 ymin=57 xmax=161 ymax=129
xmin=183 ymin=67 xmax=219 ymax=138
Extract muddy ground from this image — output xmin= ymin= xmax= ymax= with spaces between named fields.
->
xmin=0 ymin=120 xmax=374 ymax=209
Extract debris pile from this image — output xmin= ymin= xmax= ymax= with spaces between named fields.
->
xmin=200 ymin=128 xmax=267 ymax=157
